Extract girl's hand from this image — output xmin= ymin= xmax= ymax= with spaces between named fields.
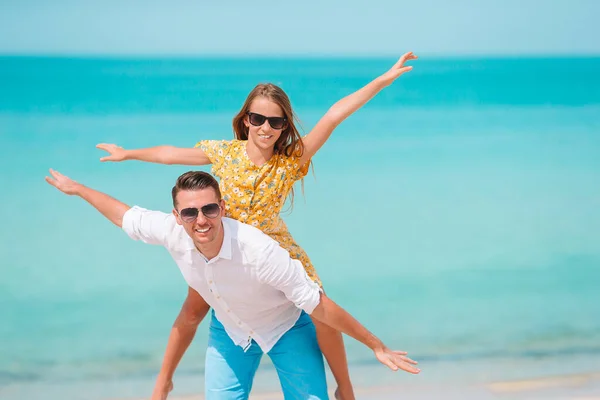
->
xmin=96 ymin=143 xmax=127 ymax=162
xmin=380 ymin=51 xmax=418 ymax=86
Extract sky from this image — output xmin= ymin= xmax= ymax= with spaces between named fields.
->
xmin=1 ymin=0 xmax=599 ymax=56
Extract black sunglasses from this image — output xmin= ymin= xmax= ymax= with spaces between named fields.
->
xmin=178 ymin=203 xmax=221 ymax=223
xmin=246 ymin=111 xmax=287 ymax=130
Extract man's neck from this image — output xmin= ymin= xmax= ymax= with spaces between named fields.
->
xmin=195 ymin=223 xmax=225 ymax=260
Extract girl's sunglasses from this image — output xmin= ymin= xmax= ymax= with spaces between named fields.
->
xmin=178 ymin=203 xmax=221 ymax=223
xmin=246 ymin=111 xmax=287 ymax=130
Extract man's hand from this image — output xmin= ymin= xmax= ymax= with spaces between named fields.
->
xmin=45 ymin=169 xmax=82 ymax=195
xmin=45 ymin=168 xmax=129 ymax=227
xmin=150 ymin=379 xmax=173 ymax=400
xmin=310 ymin=293 xmax=421 ymax=375
xmin=374 ymin=347 xmax=420 ymax=374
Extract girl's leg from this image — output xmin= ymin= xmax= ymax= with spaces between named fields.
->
xmin=311 ymin=316 xmax=355 ymax=400
xmin=289 ymin=246 xmax=354 ymax=399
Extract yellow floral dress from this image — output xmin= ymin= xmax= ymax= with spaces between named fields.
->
xmin=196 ymin=139 xmax=321 ymax=286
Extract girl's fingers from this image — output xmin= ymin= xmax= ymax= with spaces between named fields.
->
xmin=45 ymin=176 xmax=58 ymax=188
xmin=395 ymin=52 xmax=417 ymax=68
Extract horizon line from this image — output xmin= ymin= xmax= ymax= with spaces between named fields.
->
xmin=1 ymin=51 xmax=600 ymax=60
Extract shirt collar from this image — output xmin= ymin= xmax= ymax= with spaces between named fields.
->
xmin=216 ymin=218 xmax=233 ymax=260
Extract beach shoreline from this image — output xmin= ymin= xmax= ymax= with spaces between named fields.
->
xmin=101 ymin=355 xmax=600 ymax=400
xmin=3 ymin=353 xmax=600 ymax=400
xmin=108 ymin=371 xmax=600 ymax=400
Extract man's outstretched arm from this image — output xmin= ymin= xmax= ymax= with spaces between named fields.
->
xmin=45 ymin=169 xmax=130 ymax=227
xmin=151 ymin=287 xmax=211 ymax=400
xmin=259 ymin=242 xmax=421 ymax=374
xmin=310 ymin=293 xmax=420 ymax=374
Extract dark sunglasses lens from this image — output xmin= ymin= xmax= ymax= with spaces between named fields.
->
xmin=180 ymin=208 xmax=199 ymax=222
xmin=249 ymin=113 xmax=266 ymax=126
xmin=269 ymin=117 xmax=285 ymax=129
xmin=201 ymin=203 xmax=220 ymax=218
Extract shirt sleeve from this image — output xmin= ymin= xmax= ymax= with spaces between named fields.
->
xmin=288 ymin=150 xmax=311 ymax=181
xmin=256 ymin=240 xmax=322 ymax=314
xmin=122 ymin=206 xmax=177 ymax=247
xmin=195 ymin=140 xmax=231 ymax=174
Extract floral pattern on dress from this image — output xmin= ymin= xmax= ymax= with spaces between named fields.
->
xmin=196 ymin=139 xmax=320 ymax=286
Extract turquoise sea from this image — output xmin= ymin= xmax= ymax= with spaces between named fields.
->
xmin=1 ymin=56 xmax=600 ymax=399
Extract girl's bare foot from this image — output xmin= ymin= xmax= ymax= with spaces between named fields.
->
xmin=335 ymin=386 xmax=356 ymax=400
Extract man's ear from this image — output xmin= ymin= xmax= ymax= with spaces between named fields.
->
xmin=173 ymin=208 xmax=183 ymax=225
xmin=220 ymin=199 xmax=226 ymax=217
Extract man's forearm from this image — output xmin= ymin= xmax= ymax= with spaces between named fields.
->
xmin=311 ymin=293 xmax=421 ymax=374
xmin=76 ymin=185 xmax=130 ymax=227
xmin=310 ymin=293 xmax=384 ymax=351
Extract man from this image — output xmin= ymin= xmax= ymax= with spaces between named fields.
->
xmin=45 ymin=169 xmax=420 ymax=399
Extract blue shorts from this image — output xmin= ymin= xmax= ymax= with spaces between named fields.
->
xmin=204 ymin=310 xmax=329 ymax=399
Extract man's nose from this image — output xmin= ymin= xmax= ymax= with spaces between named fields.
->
xmin=195 ymin=212 xmax=208 ymax=224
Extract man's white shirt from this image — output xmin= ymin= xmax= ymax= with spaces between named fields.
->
xmin=122 ymin=206 xmax=321 ymax=352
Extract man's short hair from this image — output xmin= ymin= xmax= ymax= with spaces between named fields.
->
xmin=172 ymin=171 xmax=222 ymax=207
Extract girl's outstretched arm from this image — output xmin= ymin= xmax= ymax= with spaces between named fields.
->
xmin=96 ymin=143 xmax=211 ymax=166
xmin=299 ymin=51 xmax=417 ymax=166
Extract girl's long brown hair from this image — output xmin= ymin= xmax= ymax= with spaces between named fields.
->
xmin=232 ymin=83 xmax=311 ymax=209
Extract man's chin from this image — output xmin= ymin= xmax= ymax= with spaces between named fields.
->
xmin=194 ymin=233 xmax=211 ymax=242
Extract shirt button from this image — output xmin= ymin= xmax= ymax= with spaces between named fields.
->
xmin=209 ymin=280 xmax=213 ymax=284
xmin=238 ymin=321 xmax=242 ymax=325
xmin=227 ymin=309 xmax=231 ymax=313
xmin=216 ymin=295 xmax=221 ymax=299
xmin=250 ymin=330 xmax=254 ymax=334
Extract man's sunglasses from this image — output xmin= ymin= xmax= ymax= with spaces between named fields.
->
xmin=178 ymin=203 xmax=221 ymax=223
xmin=246 ymin=112 xmax=287 ymax=130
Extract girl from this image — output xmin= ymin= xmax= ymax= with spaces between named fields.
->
xmin=98 ymin=52 xmax=417 ymax=400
